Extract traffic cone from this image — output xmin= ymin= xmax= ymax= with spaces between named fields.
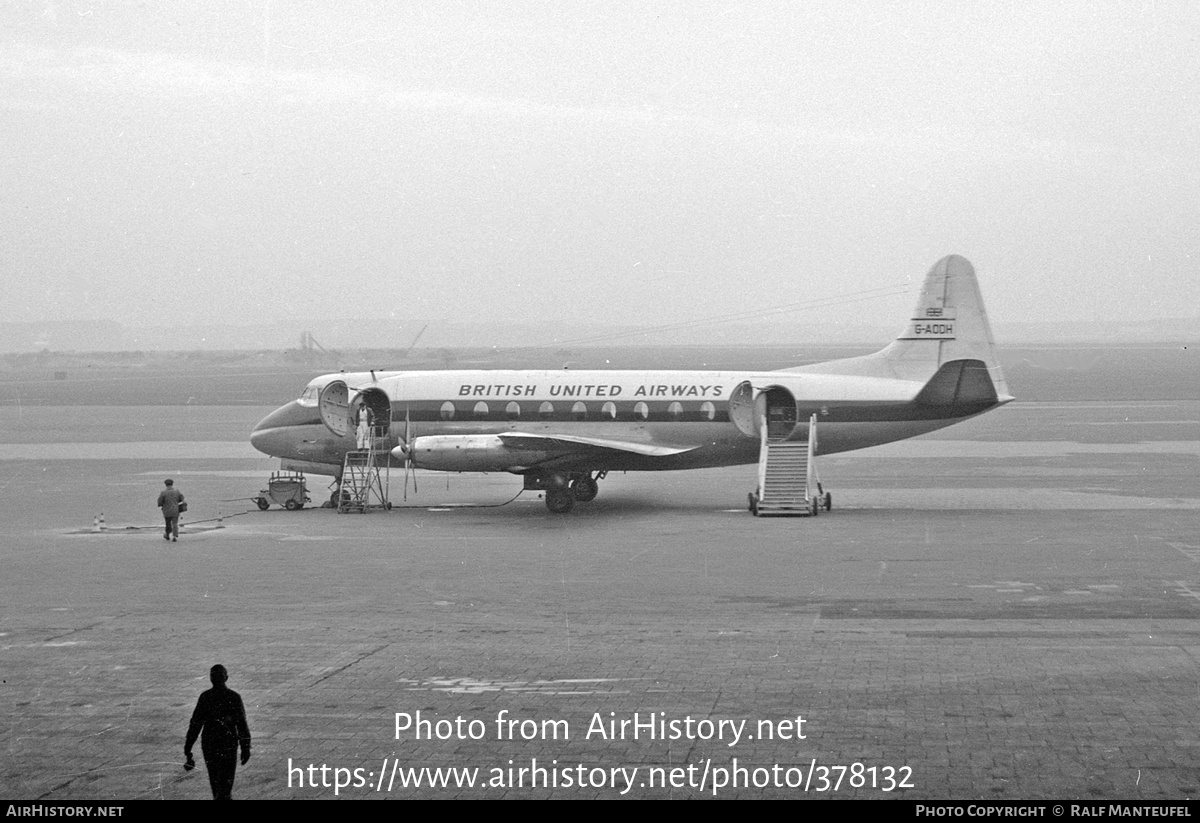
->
xmin=98 ymin=513 xmax=106 ymax=531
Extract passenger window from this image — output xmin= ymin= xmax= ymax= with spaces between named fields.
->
xmin=538 ymin=401 xmax=554 ymax=420
xmin=505 ymin=401 xmax=521 ymax=420
xmin=701 ymin=401 xmax=716 ymax=421
xmin=439 ymin=401 xmax=455 ymax=421
xmin=601 ymin=401 xmax=617 ymax=420
xmin=668 ymin=401 xmax=683 ymax=420
xmin=571 ymin=401 xmax=587 ymax=421
xmin=473 ymin=401 xmax=489 ymax=419
xmin=634 ymin=402 xmax=649 ymax=421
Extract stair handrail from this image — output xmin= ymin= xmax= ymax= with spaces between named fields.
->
xmin=756 ymin=406 xmax=769 ymax=499
xmin=806 ymin=413 xmax=818 ymax=502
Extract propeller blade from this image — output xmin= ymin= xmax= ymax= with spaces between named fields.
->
xmin=403 ymin=407 xmax=414 ymax=500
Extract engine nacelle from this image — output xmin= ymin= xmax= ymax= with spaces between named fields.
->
xmin=398 ymin=434 xmax=548 ymax=473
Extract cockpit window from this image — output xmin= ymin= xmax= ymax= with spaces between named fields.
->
xmin=297 ymin=384 xmax=321 ymax=407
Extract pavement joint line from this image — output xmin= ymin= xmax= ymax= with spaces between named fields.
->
xmin=43 ymin=615 xmax=135 ymax=642
xmin=309 ymin=644 xmax=391 ymax=688
xmin=1168 ymin=542 xmax=1200 ymax=563
xmin=1172 ymin=581 xmax=1200 ymax=601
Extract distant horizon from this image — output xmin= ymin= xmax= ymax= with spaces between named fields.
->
xmin=0 ymin=314 xmax=1196 ymax=355
xmin=1 ymin=316 xmax=1196 ymax=359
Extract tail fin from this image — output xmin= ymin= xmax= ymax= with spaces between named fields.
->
xmin=796 ymin=255 xmax=1012 ymax=402
xmin=880 ymin=255 xmax=1009 ymax=393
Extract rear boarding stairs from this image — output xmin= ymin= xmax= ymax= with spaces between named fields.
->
xmin=749 ymin=413 xmax=832 ymax=517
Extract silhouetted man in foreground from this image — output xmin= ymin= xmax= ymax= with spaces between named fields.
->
xmin=185 ymin=664 xmax=252 ymax=800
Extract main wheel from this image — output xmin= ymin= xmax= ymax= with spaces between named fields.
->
xmin=572 ymin=476 xmax=599 ymax=502
xmin=255 ymin=497 xmax=270 ymax=511
xmin=545 ymin=489 xmax=575 ymax=514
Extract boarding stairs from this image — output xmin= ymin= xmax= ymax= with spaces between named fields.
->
xmin=750 ymin=413 xmax=829 ymax=517
xmin=337 ymin=435 xmax=391 ymax=513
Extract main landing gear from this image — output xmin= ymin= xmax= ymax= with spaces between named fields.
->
xmin=525 ymin=471 xmax=605 ymax=513
xmin=546 ymin=488 xmax=574 ymax=514
xmin=572 ymin=475 xmax=599 ymax=502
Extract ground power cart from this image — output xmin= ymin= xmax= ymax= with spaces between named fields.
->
xmin=255 ymin=471 xmax=310 ymax=510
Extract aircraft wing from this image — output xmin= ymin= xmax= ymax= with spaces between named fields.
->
xmin=496 ymin=432 xmax=699 ymax=458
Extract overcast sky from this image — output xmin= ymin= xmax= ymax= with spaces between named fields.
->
xmin=2 ymin=1 xmax=1198 ymax=341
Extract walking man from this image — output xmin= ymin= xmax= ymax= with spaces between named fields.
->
xmin=157 ymin=478 xmax=184 ymax=541
xmin=185 ymin=664 xmax=252 ymax=800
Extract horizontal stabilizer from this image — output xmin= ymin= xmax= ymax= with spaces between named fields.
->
xmin=915 ymin=359 xmax=999 ymax=408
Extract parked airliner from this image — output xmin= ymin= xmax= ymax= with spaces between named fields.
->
xmin=250 ymin=255 xmax=1012 ymax=513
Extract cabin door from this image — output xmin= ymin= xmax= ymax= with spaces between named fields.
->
xmin=756 ymin=386 xmax=797 ymax=442
xmin=730 ymin=382 xmax=797 ymax=441
xmin=318 ymin=380 xmax=351 ymax=437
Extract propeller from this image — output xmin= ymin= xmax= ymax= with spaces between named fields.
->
xmin=401 ymin=406 xmax=417 ymax=500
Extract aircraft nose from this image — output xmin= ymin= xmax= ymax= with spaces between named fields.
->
xmin=249 ymin=424 xmax=278 ymax=457
xmin=250 ymin=401 xmax=317 ymax=457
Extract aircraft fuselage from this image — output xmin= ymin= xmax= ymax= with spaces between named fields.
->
xmin=250 ymin=366 xmax=1001 ymax=475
